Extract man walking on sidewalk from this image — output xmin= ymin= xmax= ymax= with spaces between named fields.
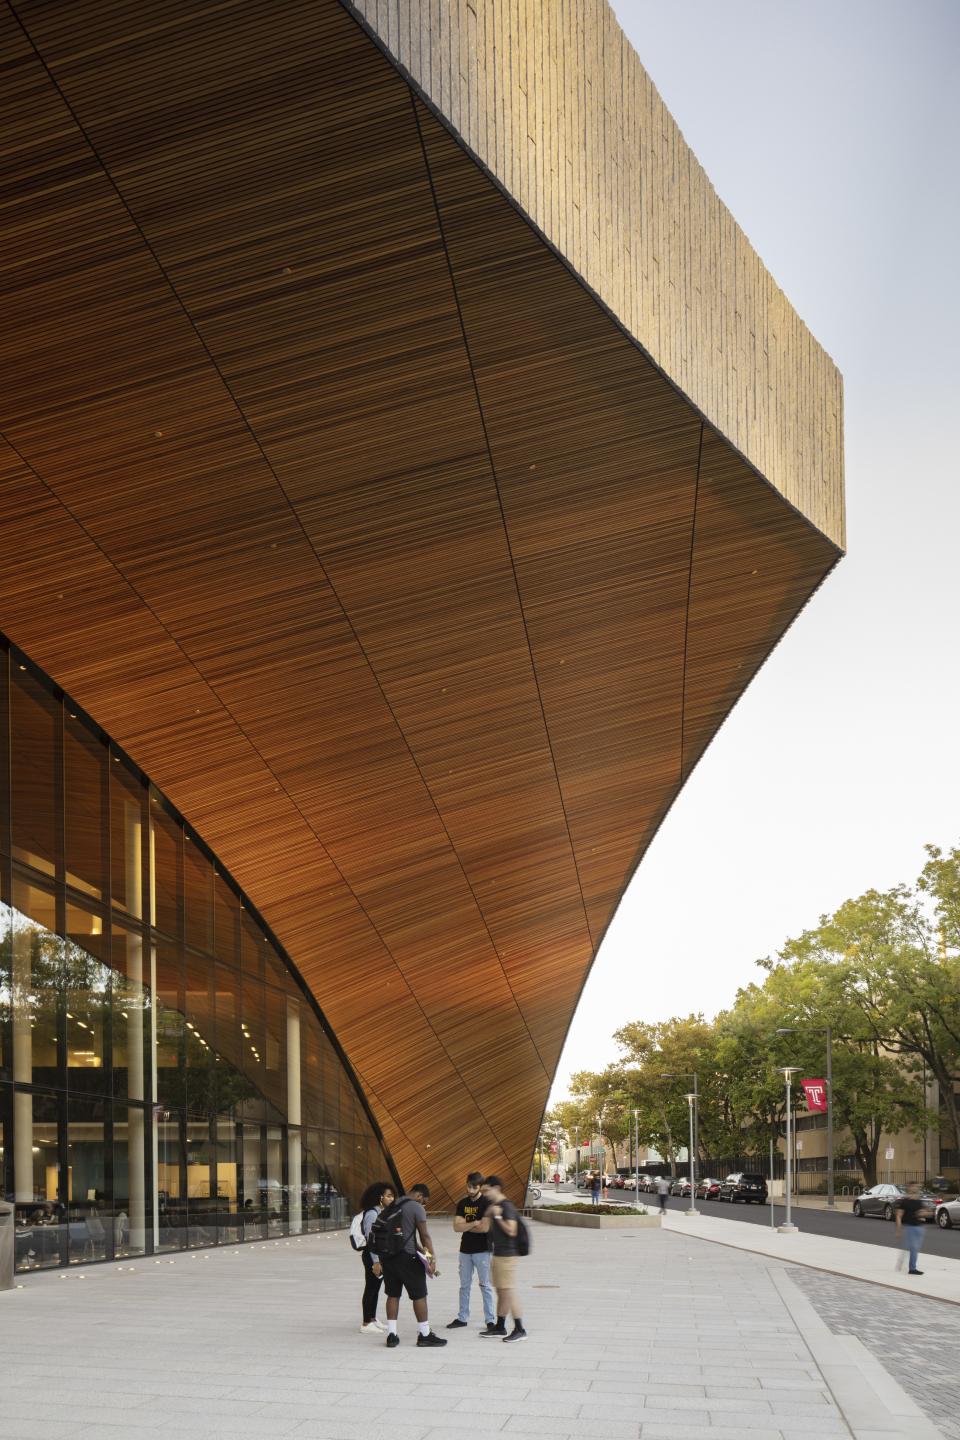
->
xmin=447 ymin=1171 xmax=496 ymax=1332
xmin=477 ymin=1176 xmax=527 ymax=1343
xmin=894 ymin=1182 xmax=930 ymax=1275
xmin=656 ymin=1175 xmax=670 ymax=1215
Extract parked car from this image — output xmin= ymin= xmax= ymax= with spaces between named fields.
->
xmin=852 ymin=1184 xmax=943 ymax=1222
xmin=608 ymin=1174 xmax=625 ymax=1189
xmin=718 ymin=1172 xmax=768 ymax=1204
xmin=696 ymin=1177 xmax=721 ymax=1200
xmin=934 ymin=1195 xmax=960 ymax=1228
xmin=670 ymin=1177 xmax=692 ymax=1197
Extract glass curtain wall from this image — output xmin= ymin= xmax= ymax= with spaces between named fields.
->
xmin=0 ymin=639 xmax=394 ymax=1273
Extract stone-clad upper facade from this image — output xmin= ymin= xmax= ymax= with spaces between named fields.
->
xmin=344 ymin=0 xmax=845 ymax=550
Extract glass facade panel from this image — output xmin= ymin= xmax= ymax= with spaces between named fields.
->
xmin=110 ymin=765 xmax=144 ymax=918
xmin=10 ymin=669 xmax=58 ymax=878
xmin=64 ymin=717 xmax=107 ymax=900
xmin=0 ymin=638 xmax=394 ymax=1274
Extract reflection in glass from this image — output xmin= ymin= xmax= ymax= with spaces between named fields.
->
xmin=64 ymin=903 xmax=109 ymax=1083
xmin=10 ymin=881 xmax=60 ymax=1093
xmin=113 ymin=1103 xmax=146 ymax=1256
xmin=184 ymin=837 xmax=213 ymax=954
xmin=64 ymin=717 xmax=106 ymax=899
xmin=150 ymin=803 xmax=180 ymax=938
xmin=10 ymin=669 xmax=57 ymax=877
xmin=110 ymin=765 xmax=144 ymax=917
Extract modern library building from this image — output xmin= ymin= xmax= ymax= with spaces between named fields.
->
xmin=1 ymin=638 xmax=392 ymax=1272
xmin=0 ymin=0 xmax=843 ymax=1274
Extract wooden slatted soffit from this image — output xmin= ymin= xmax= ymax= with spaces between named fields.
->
xmin=0 ymin=0 xmax=842 ymax=1205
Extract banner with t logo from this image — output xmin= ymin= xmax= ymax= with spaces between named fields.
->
xmin=801 ymin=1078 xmax=827 ymax=1112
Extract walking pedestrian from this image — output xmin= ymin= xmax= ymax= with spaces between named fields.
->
xmin=894 ymin=1182 xmax=930 ymax=1275
xmin=447 ymin=1171 xmax=496 ymax=1332
xmin=356 ymin=1180 xmax=394 ymax=1334
xmin=590 ymin=1172 xmax=602 ymax=1207
xmin=372 ymin=1183 xmax=447 ymax=1348
xmin=477 ymin=1175 xmax=527 ymax=1343
xmin=655 ymin=1175 xmax=669 ymax=1214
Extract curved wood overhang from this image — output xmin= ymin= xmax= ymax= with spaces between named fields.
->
xmin=0 ymin=0 xmax=842 ymax=1205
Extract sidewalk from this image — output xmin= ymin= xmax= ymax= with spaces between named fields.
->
xmin=660 ymin=1207 xmax=960 ymax=1304
xmin=0 ymin=1219 xmax=946 ymax=1440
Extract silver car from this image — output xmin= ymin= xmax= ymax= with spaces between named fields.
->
xmin=852 ymin=1183 xmax=940 ymax=1221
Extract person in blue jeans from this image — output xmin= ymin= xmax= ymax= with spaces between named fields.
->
xmin=894 ymin=1183 xmax=930 ymax=1274
xmin=590 ymin=1173 xmax=602 ymax=1207
xmin=446 ymin=1172 xmax=496 ymax=1332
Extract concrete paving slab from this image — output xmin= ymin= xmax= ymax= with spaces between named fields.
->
xmin=0 ymin=1218 xmax=944 ymax=1440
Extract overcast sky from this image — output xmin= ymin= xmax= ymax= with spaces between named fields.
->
xmin=551 ymin=0 xmax=960 ymax=1100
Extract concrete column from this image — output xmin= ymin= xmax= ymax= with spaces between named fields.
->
xmin=286 ymin=1000 xmax=302 ymax=1234
xmin=124 ymin=801 xmax=143 ymax=919
xmin=12 ymin=923 xmax=34 ymax=1202
xmin=125 ymin=932 xmax=146 ymax=1252
xmin=150 ymin=944 xmax=159 ymax=1249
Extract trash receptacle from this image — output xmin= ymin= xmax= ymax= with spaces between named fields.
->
xmin=0 ymin=1202 xmax=14 ymax=1291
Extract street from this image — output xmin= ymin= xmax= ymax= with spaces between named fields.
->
xmin=609 ymin=1188 xmax=960 ymax=1258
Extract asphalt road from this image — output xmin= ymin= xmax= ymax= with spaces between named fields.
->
xmin=637 ymin=1190 xmax=960 ymax=1258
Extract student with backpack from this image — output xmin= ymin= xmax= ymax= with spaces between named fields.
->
xmin=369 ymin=1183 xmax=447 ymax=1348
xmin=351 ymin=1180 xmax=395 ymax=1334
xmin=477 ymin=1176 xmax=528 ymax=1343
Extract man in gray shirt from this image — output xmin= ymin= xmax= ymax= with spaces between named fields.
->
xmin=378 ymin=1183 xmax=447 ymax=1348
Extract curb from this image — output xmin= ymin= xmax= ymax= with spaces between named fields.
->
xmin=770 ymin=1268 xmax=947 ymax=1440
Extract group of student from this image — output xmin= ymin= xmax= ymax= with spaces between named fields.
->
xmin=354 ymin=1171 xmax=527 ymax=1347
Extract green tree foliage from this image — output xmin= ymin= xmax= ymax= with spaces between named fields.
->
xmin=553 ymin=844 xmax=959 ymax=1185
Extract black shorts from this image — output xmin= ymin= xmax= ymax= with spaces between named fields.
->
xmin=381 ymin=1252 xmax=428 ymax=1302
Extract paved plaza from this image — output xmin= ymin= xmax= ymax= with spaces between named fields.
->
xmin=0 ymin=1218 xmax=948 ymax=1440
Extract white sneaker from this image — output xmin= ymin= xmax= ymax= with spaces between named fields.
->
xmin=360 ymin=1320 xmax=386 ymax=1334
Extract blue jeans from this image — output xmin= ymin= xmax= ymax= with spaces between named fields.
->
xmin=458 ymin=1250 xmax=495 ymax=1324
xmin=590 ymin=1191 xmax=600 ymax=1206
xmin=903 ymin=1224 xmax=925 ymax=1272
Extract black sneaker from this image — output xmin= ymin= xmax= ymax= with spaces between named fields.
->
xmin=416 ymin=1331 xmax=447 ymax=1347
xmin=479 ymin=1323 xmax=506 ymax=1337
xmin=503 ymin=1326 xmax=527 ymax=1343
xmin=385 ymin=1332 xmax=399 ymax=1348
xmin=446 ymin=1318 xmax=468 ymax=1329
xmin=908 ymin=1269 xmax=924 ymax=1276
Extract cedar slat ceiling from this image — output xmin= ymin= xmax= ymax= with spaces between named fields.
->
xmin=0 ymin=0 xmax=840 ymax=1204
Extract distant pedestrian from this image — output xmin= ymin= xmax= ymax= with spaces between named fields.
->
xmin=355 ymin=1180 xmax=395 ymax=1334
xmin=894 ymin=1182 xmax=930 ymax=1275
xmin=478 ymin=1176 xmax=527 ymax=1342
xmin=590 ymin=1173 xmax=602 ymax=1207
xmin=372 ymin=1183 xmax=447 ymax=1348
xmin=447 ymin=1171 xmax=496 ymax=1332
xmin=553 ymin=1171 xmax=561 ymax=1192
xmin=656 ymin=1176 xmax=670 ymax=1214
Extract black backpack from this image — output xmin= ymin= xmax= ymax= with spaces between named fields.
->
xmin=369 ymin=1197 xmax=412 ymax=1259
xmin=515 ymin=1215 xmax=531 ymax=1257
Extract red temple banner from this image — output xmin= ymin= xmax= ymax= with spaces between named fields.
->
xmin=801 ymin=1078 xmax=828 ymax=1112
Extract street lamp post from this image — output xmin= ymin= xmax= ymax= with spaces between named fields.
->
xmin=777 ymin=1026 xmax=834 ymax=1208
xmin=683 ymin=1093 xmax=698 ymax=1215
xmin=778 ymin=1067 xmax=800 ymax=1233
xmin=659 ymin=1070 xmax=699 ymax=1214
xmin=574 ymin=1126 xmax=579 ymax=1191
xmin=634 ymin=1109 xmax=640 ymax=1209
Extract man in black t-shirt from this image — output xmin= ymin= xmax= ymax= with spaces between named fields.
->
xmin=447 ymin=1171 xmax=497 ymax=1332
xmin=477 ymin=1175 xmax=527 ymax=1343
xmin=894 ymin=1183 xmax=930 ymax=1275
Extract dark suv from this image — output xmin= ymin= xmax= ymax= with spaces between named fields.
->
xmin=718 ymin=1172 xmax=768 ymax=1204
